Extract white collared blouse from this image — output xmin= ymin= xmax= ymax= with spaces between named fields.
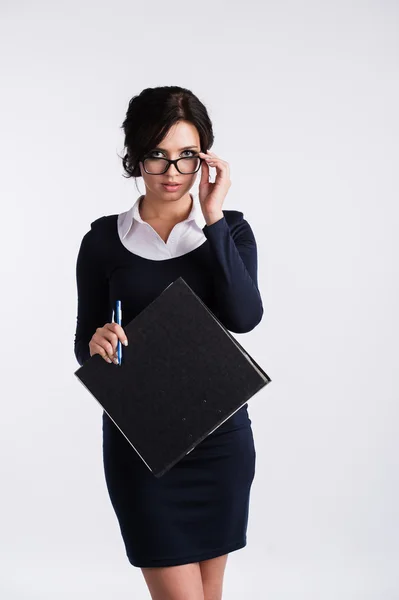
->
xmin=117 ymin=193 xmax=208 ymax=261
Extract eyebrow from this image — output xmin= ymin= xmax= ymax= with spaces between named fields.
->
xmin=152 ymin=145 xmax=199 ymax=152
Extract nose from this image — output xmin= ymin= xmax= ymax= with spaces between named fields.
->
xmin=167 ymin=162 xmax=180 ymax=175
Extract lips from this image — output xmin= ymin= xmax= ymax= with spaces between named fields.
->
xmin=162 ymin=183 xmax=182 ymax=190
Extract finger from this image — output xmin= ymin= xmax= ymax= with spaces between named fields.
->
xmin=105 ymin=322 xmax=129 ymax=348
xmin=94 ymin=328 xmax=119 ymax=359
xmin=204 ymin=155 xmax=228 ymax=169
xmin=205 ymin=151 xmax=220 ymax=161
xmin=113 ymin=322 xmax=129 ymax=346
xmin=200 ymin=150 xmax=218 ymax=157
xmin=200 ymin=151 xmax=218 ymax=165
xmin=98 ymin=326 xmax=119 ymax=354
xmin=205 ymin=158 xmax=230 ymax=183
xmin=200 ymin=158 xmax=209 ymax=185
xmin=200 ymin=150 xmax=227 ymax=165
xmin=201 ymin=154 xmax=229 ymax=179
xmin=90 ymin=341 xmax=114 ymax=363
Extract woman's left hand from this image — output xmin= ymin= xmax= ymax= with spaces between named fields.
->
xmin=198 ymin=150 xmax=231 ymax=225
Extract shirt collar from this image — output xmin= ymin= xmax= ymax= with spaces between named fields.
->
xmin=119 ymin=193 xmax=207 ymax=240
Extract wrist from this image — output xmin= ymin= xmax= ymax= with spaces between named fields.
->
xmin=204 ymin=211 xmax=224 ymax=226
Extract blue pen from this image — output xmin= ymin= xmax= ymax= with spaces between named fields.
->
xmin=116 ymin=300 xmax=122 ymax=366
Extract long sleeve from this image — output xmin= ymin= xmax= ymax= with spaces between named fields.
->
xmin=74 ymin=227 xmax=111 ymax=366
xmin=203 ymin=211 xmax=264 ymax=333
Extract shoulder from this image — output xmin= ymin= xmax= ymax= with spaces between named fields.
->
xmin=78 ymin=214 xmax=117 ymax=259
xmin=90 ymin=214 xmax=118 ymax=232
xmin=82 ymin=214 xmax=117 ymax=243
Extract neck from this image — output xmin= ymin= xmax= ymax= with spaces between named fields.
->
xmin=139 ymin=193 xmax=193 ymax=222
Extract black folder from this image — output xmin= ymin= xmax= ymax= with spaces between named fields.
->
xmin=75 ymin=277 xmax=271 ymax=477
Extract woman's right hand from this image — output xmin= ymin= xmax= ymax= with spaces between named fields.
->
xmin=89 ymin=322 xmax=128 ymax=364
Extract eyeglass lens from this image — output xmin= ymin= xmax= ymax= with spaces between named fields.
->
xmin=143 ymin=157 xmax=200 ymax=174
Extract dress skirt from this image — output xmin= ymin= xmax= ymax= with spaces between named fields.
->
xmin=102 ymin=405 xmax=256 ymax=568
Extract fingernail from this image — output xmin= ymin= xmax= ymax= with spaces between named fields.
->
xmin=113 ymin=357 xmax=119 ymax=364
xmin=123 ymin=340 xmax=128 ymax=346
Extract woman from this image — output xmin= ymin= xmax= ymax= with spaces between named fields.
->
xmin=74 ymin=85 xmax=263 ymax=600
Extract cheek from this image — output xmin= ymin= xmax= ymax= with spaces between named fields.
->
xmin=185 ymin=173 xmax=198 ymax=188
xmin=139 ymin=164 xmax=155 ymax=186
xmin=142 ymin=173 xmax=157 ymax=189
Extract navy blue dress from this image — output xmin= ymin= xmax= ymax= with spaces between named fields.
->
xmin=74 ymin=210 xmax=263 ymax=568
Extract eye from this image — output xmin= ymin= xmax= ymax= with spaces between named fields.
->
xmin=147 ymin=149 xmax=197 ymax=158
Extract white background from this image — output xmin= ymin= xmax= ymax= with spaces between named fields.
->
xmin=0 ymin=1 xmax=398 ymax=598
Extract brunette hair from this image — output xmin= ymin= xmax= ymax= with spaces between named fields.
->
xmin=119 ymin=86 xmax=214 ymax=184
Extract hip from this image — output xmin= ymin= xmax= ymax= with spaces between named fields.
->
xmin=102 ymin=404 xmax=255 ymax=463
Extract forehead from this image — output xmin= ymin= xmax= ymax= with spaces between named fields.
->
xmin=157 ymin=120 xmax=200 ymax=148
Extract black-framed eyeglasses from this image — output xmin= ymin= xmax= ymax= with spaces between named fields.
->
xmin=141 ymin=155 xmax=204 ymax=175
